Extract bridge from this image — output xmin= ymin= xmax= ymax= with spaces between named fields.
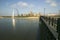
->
xmin=39 ymin=16 xmax=60 ymax=40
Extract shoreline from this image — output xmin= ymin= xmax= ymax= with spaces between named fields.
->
xmin=0 ymin=17 xmax=39 ymax=19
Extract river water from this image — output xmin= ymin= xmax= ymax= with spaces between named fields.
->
xmin=0 ymin=18 xmax=39 ymax=40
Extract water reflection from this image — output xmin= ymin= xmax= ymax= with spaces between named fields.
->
xmin=12 ymin=9 xmax=16 ymax=29
xmin=12 ymin=18 xmax=15 ymax=29
xmin=0 ymin=18 xmax=39 ymax=40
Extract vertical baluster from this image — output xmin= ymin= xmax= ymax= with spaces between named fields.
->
xmin=49 ymin=17 xmax=50 ymax=25
xmin=52 ymin=18 xmax=54 ymax=26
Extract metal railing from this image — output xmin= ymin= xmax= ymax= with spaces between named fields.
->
xmin=41 ymin=16 xmax=60 ymax=31
xmin=40 ymin=16 xmax=60 ymax=40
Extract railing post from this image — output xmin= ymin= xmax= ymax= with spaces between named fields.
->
xmin=51 ymin=18 xmax=54 ymax=26
xmin=57 ymin=18 xmax=60 ymax=40
xmin=49 ymin=17 xmax=50 ymax=25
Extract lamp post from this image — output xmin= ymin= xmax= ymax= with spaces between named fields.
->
xmin=58 ymin=10 xmax=60 ymax=16
xmin=44 ymin=8 xmax=45 ymax=16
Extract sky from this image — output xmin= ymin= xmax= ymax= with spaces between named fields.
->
xmin=0 ymin=0 xmax=60 ymax=16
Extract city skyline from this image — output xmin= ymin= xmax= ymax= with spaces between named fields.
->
xmin=0 ymin=0 xmax=60 ymax=16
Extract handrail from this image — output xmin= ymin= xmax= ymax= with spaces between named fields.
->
xmin=40 ymin=16 xmax=60 ymax=40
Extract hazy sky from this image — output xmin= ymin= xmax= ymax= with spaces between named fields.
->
xmin=0 ymin=0 xmax=60 ymax=16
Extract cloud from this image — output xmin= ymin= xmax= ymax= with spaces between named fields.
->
xmin=10 ymin=4 xmax=17 ymax=8
xmin=45 ymin=0 xmax=52 ymax=3
xmin=28 ymin=4 xmax=35 ymax=8
xmin=50 ymin=2 xmax=57 ymax=7
xmin=10 ymin=1 xmax=35 ymax=8
xmin=17 ymin=1 xmax=28 ymax=7
xmin=45 ymin=0 xmax=57 ymax=7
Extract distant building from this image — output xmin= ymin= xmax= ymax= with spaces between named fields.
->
xmin=23 ymin=14 xmax=27 ymax=16
xmin=29 ymin=11 xmax=34 ymax=16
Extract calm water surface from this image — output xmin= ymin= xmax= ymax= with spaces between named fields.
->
xmin=0 ymin=18 xmax=39 ymax=40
